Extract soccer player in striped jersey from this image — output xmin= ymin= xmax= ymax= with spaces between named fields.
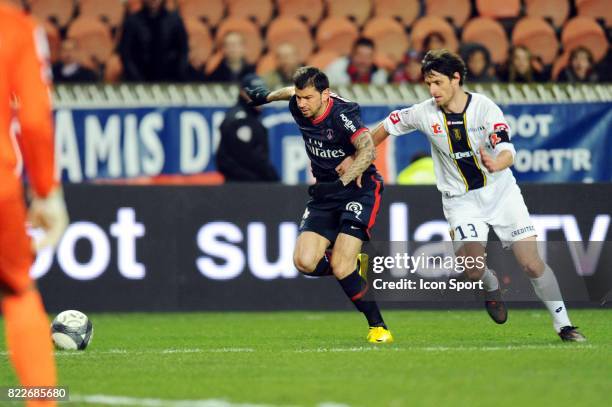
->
xmin=339 ymin=49 xmax=585 ymax=342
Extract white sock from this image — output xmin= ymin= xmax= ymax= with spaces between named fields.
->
xmin=481 ymin=268 xmax=499 ymax=292
xmin=529 ymin=265 xmax=572 ymax=332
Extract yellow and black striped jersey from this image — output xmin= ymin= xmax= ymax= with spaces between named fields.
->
xmin=384 ymin=92 xmax=516 ymax=197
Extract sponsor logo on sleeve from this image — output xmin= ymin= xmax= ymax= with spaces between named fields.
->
xmin=490 ymin=133 xmax=502 ymax=147
xmin=389 ymin=111 xmax=400 ymax=124
xmin=340 ymin=113 xmax=357 ymax=133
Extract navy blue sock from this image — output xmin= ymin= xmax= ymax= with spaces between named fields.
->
xmin=309 ymin=251 xmax=333 ymax=277
xmin=337 ymin=268 xmax=386 ymax=328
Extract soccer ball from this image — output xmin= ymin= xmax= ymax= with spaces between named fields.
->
xmin=51 ymin=310 xmax=93 ymax=350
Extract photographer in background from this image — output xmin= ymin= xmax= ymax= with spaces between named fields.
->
xmin=216 ymin=74 xmax=279 ymax=182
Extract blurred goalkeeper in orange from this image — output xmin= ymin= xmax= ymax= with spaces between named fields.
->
xmin=1 ymin=2 xmax=68 ymax=406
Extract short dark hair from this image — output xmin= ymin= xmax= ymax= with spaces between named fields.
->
xmin=353 ymin=37 xmax=375 ymax=51
xmin=421 ymin=49 xmax=467 ymax=85
xmin=293 ymin=66 xmax=329 ymax=92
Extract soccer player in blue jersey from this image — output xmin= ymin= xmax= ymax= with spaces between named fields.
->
xmin=245 ymin=67 xmax=393 ymax=343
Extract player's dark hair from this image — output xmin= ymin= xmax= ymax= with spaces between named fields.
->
xmin=293 ymin=66 xmax=329 ymax=93
xmin=421 ymin=49 xmax=467 ymax=85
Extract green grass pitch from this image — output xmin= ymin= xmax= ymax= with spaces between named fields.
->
xmin=1 ymin=309 xmax=610 ymax=406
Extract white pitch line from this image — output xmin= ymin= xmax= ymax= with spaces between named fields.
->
xmin=70 ymin=395 xmax=284 ymax=407
xmin=161 ymin=348 xmax=254 ymax=354
xmin=292 ymin=344 xmax=595 ymax=353
xmin=47 ymin=348 xmax=256 ymax=357
xmin=70 ymin=395 xmax=346 ymax=407
xmin=0 ymin=348 xmax=255 ymax=357
xmin=162 ymin=348 xmax=203 ymax=354
xmin=0 ymin=344 xmax=595 ymax=358
xmin=418 ymin=344 xmax=595 ymax=352
xmin=293 ymin=347 xmax=389 ymax=353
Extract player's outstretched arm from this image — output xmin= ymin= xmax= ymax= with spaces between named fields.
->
xmin=267 ymin=86 xmax=295 ymax=102
xmin=339 ymin=131 xmax=376 ymax=185
xmin=244 ymin=84 xmax=295 ymax=106
xmin=371 ymin=121 xmax=391 ymax=147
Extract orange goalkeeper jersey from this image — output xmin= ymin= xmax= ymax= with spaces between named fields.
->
xmin=0 ymin=3 xmax=56 ymax=200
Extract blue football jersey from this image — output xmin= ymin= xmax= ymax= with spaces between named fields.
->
xmin=289 ymin=93 xmax=377 ymax=182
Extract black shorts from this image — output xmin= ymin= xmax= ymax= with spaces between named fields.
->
xmin=299 ymin=172 xmax=384 ymax=243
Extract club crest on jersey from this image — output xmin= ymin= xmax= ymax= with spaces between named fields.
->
xmin=325 ymin=128 xmax=334 ymax=140
xmin=452 ymin=128 xmax=462 ymax=141
xmin=345 ymin=202 xmax=363 ymax=220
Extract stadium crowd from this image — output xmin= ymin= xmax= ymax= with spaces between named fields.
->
xmin=5 ymin=0 xmax=610 ymax=85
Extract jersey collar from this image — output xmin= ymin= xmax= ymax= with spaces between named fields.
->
xmin=441 ymin=92 xmax=472 ymax=115
xmin=311 ymin=97 xmax=334 ymax=125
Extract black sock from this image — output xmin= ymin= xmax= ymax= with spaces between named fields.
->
xmin=337 ymin=268 xmax=386 ymax=328
xmin=309 ymin=251 xmax=333 ymax=277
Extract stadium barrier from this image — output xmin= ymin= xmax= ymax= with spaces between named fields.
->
xmin=48 ymin=83 xmax=612 ymax=184
xmin=36 ymin=183 xmax=611 ymax=312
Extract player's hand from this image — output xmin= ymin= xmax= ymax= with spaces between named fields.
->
xmin=479 ymin=146 xmax=500 ymax=173
xmin=28 ymin=187 xmax=69 ymax=251
xmin=308 ymin=180 xmax=344 ymax=199
xmin=335 ymin=156 xmax=353 ymax=176
xmin=335 ymin=156 xmax=362 ymax=187
xmin=244 ymin=84 xmax=271 ymax=106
